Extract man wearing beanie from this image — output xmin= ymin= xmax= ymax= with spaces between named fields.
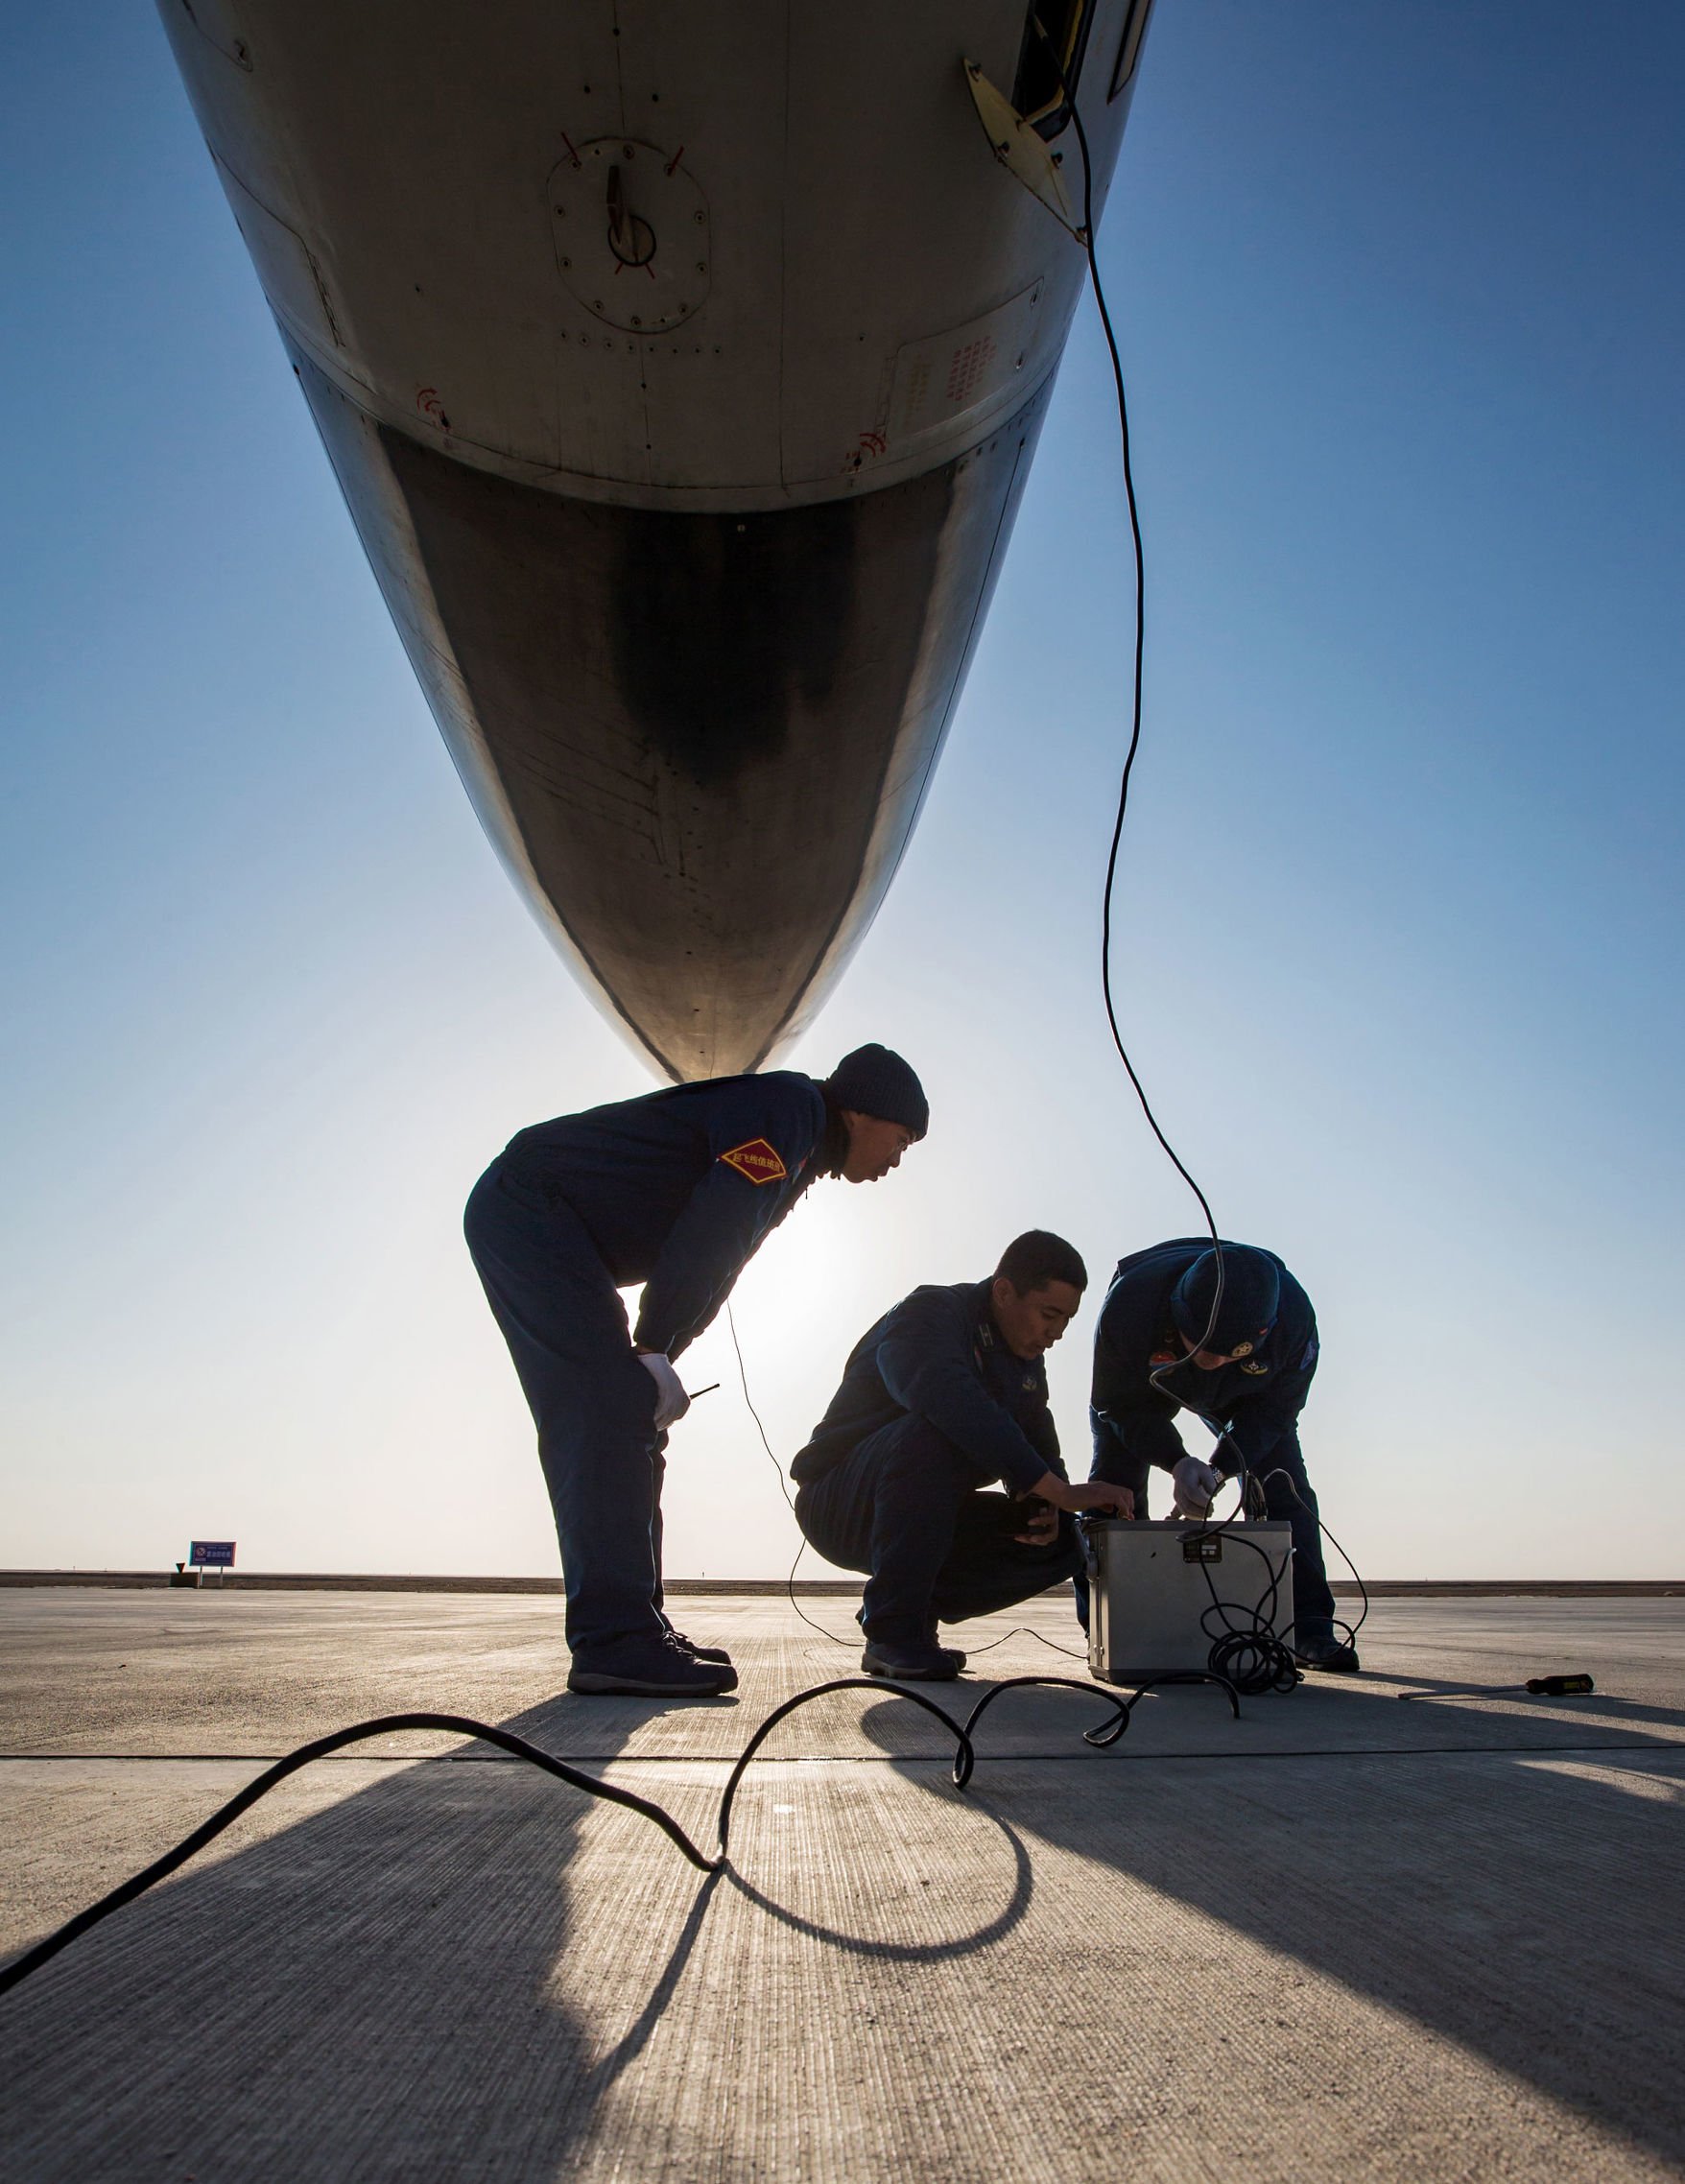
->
xmin=1088 ymin=1238 xmax=1356 ymax=1672
xmin=792 ymin=1232 xmax=1133 ymax=1680
xmin=464 ymin=1044 xmax=928 ymax=1697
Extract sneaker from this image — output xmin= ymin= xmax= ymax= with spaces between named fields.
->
xmin=663 ymin=1629 xmax=734 ymax=1666
xmin=1293 ymin=1634 xmax=1361 ymax=1674
xmin=861 ymin=1639 xmax=960 ymax=1682
xmin=924 ymin=1624 xmax=965 ymax=1673
xmin=568 ymin=1635 xmax=738 ymax=1697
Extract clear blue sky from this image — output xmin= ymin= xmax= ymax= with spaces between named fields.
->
xmin=4 ymin=5 xmax=1682 ymax=1581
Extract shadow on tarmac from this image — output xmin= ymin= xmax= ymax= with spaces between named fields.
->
xmin=1386 ymin=1674 xmax=1685 ymax=1736
xmin=0 ymin=1691 xmax=703 ymax=2182
xmin=867 ymin=1671 xmax=1685 ymax=2169
xmin=724 ymin=1814 xmax=1033 ymax=1961
xmin=3 ymin=1667 xmax=1683 ymax=2177
xmin=0 ymin=1674 xmax=1030 ymax=2182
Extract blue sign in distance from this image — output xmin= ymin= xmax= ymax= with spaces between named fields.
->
xmin=188 ymin=1541 xmax=236 ymax=1569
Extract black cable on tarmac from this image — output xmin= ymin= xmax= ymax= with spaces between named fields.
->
xmin=0 ymin=1673 xmax=1243 ymax=2002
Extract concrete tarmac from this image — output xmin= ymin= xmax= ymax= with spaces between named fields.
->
xmin=2 ymin=1588 xmax=1682 ymax=2181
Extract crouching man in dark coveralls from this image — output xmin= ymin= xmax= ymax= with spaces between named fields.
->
xmin=464 ymin=1045 xmax=928 ymax=1699
xmin=1089 ymin=1238 xmax=1358 ymax=1673
xmin=792 ymin=1232 xmax=1134 ymax=1681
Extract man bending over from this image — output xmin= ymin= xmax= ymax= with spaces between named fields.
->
xmin=1089 ymin=1238 xmax=1356 ymax=1673
xmin=465 ymin=1044 xmax=927 ymax=1698
xmin=792 ymin=1231 xmax=1133 ymax=1681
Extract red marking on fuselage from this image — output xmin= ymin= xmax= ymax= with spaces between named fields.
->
xmin=664 ymin=144 xmax=685 ymax=176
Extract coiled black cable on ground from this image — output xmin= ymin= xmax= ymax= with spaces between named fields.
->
xmin=0 ymin=1671 xmax=1243 ymax=2003
xmin=1174 ymin=1462 xmax=1369 ymax=1688
xmin=1188 ymin=1525 xmax=1301 ymax=1696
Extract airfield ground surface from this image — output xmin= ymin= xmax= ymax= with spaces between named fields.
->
xmin=1 ymin=1588 xmax=1682 ymax=2182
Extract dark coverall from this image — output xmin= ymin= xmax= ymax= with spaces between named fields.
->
xmin=793 ymin=1281 xmax=1081 ymax=1647
xmin=1089 ymin=1239 xmax=1338 ymax=1640
xmin=464 ymin=1072 xmax=827 ymax=1666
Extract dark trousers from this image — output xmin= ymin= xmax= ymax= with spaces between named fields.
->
xmin=463 ymin=1160 xmax=668 ymax=1663
xmin=1086 ymin=1431 xmax=1337 ymax=1639
xmin=794 ymin=1414 xmax=1082 ymax=1649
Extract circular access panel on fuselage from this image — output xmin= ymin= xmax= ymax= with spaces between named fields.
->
xmin=548 ymin=138 xmax=711 ymax=335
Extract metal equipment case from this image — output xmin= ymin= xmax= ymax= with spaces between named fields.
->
xmin=1083 ymin=1519 xmax=1294 ymax=1683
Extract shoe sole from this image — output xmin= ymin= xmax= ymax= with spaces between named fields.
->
xmin=861 ymin=1662 xmax=959 ymax=1682
xmin=567 ymin=1669 xmax=738 ymax=1696
xmin=1293 ymin=1659 xmax=1360 ymax=1674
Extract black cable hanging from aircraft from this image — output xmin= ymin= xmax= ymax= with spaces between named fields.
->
xmin=1032 ymin=26 xmax=1298 ymax=1691
xmin=1045 ymin=30 xmax=1225 ymax=1337
xmin=1038 ymin=23 xmax=1373 ymax=1684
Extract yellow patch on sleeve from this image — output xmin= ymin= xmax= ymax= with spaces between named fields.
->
xmin=720 ymin=1138 xmax=788 ymax=1186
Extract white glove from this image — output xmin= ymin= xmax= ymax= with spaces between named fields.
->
xmin=636 ymin=1352 xmax=691 ymax=1432
xmin=1172 ymin=1456 xmax=1222 ymax=1518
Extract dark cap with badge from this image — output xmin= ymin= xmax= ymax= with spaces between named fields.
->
xmin=1170 ymin=1246 xmax=1280 ymax=1356
xmin=822 ymin=1044 xmax=929 ymax=1140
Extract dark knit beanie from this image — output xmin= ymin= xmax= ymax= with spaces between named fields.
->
xmin=822 ymin=1044 xmax=929 ymax=1140
xmin=1170 ymin=1246 xmax=1280 ymax=1354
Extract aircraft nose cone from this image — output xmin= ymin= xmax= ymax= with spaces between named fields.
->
xmin=299 ymin=353 xmax=1049 ymax=1079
